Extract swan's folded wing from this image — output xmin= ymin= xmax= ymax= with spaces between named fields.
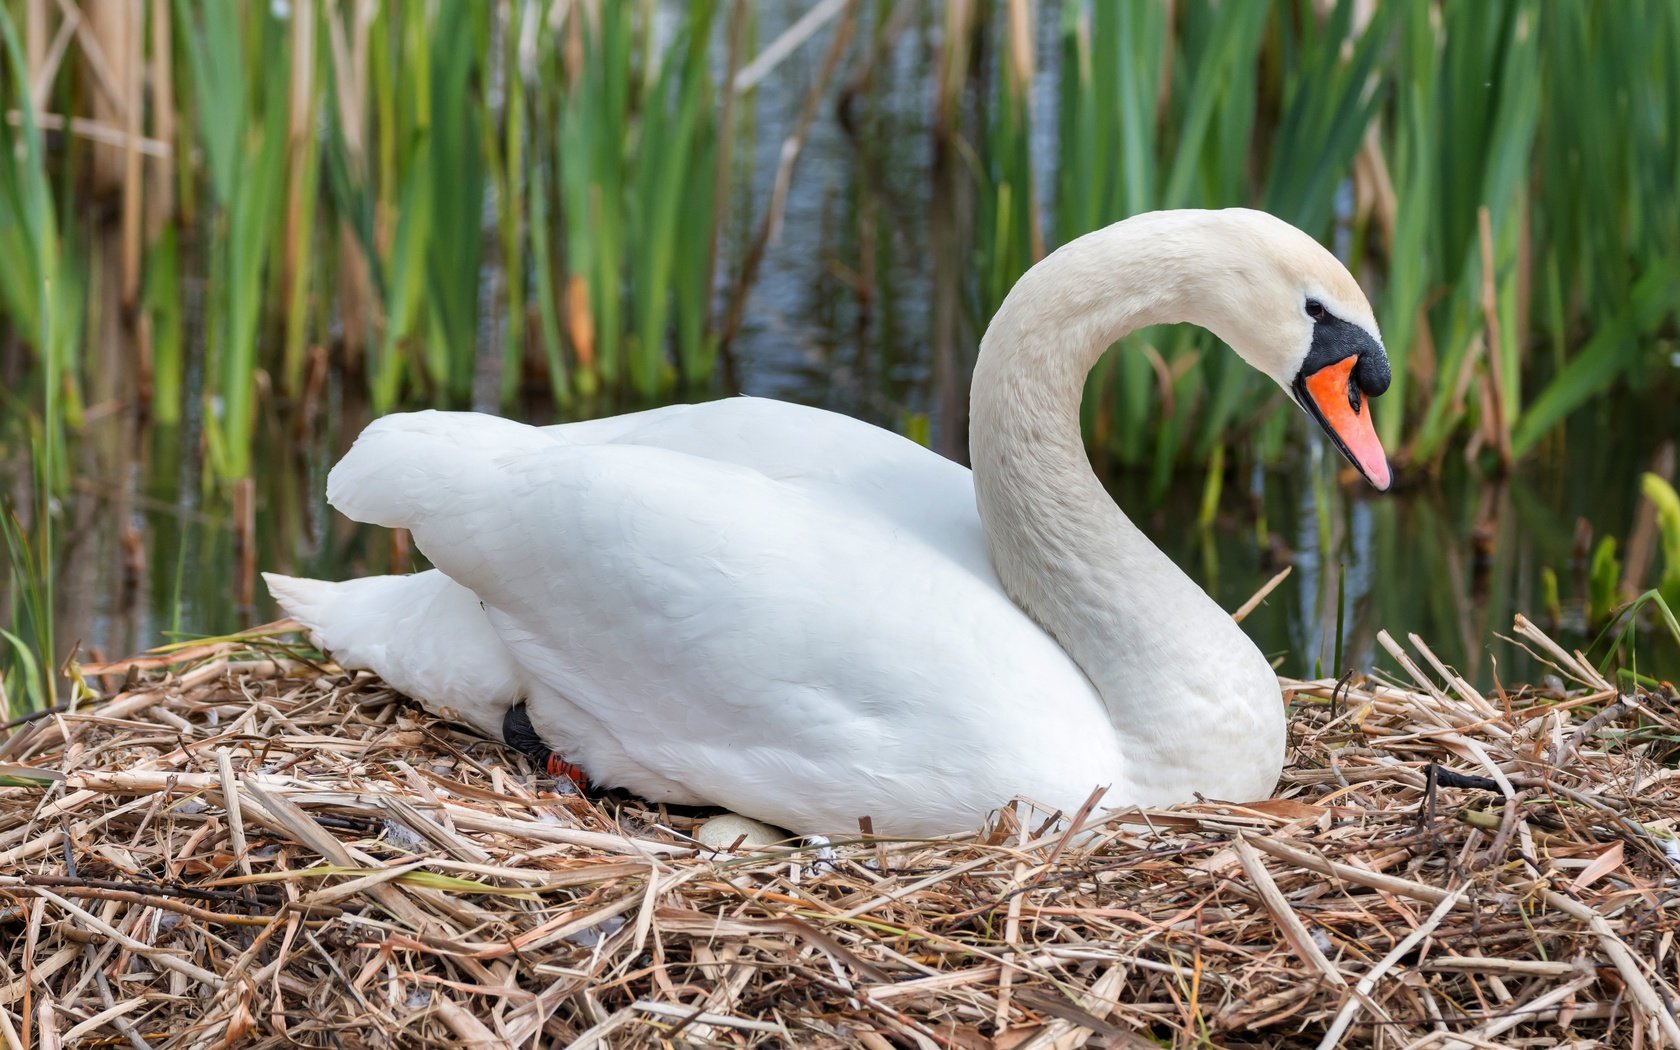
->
xmin=547 ymin=397 xmax=996 ymax=580
xmin=327 ymin=410 xmax=564 ymax=529
xmin=328 ymin=411 xmax=1114 ymax=833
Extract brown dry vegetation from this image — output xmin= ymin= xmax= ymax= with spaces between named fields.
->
xmin=0 ymin=622 xmax=1677 ymax=1048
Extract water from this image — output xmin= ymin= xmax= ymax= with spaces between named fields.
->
xmin=9 ymin=4 xmax=1677 ymax=690
xmin=39 ymin=384 xmax=1670 ymax=689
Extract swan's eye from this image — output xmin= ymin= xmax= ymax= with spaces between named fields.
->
xmin=1305 ymin=299 xmax=1326 ymax=321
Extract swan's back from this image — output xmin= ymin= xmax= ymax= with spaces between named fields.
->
xmin=547 ymin=399 xmax=996 ymax=581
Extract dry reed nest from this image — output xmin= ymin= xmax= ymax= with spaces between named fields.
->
xmin=1 ymin=619 xmax=1677 ymax=1049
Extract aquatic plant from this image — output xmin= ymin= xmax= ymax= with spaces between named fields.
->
xmin=977 ymin=0 xmax=1677 ymax=477
xmin=176 ymin=0 xmax=289 ymax=484
xmin=0 ymin=502 xmax=50 ymax=714
xmin=1588 ymin=536 xmax=1622 ymax=632
xmin=1 ymin=1 xmax=751 ymax=477
xmin=1642 ymin=473 xmax=1680 ymax=613
xmin=0 ymin=5 xmax=62 ymax=709
xmin=0 ymin=1 xmax=1673 ymax=480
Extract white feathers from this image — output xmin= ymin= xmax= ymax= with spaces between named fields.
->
xmin=264 ymin=569 xmax=524 ymax=741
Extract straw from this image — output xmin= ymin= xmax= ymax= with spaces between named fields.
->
xmin=0 ymin=621 xmax=1675 ymax=1046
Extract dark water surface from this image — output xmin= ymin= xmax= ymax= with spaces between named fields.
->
xmin=44 ymin=385 xmax=1672 ymax=691
xmin=18 ymin=4 xmax=1678 ymax=690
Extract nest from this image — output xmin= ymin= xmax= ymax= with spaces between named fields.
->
xmin=1 ymin=618 xmax=1677 ymax=1049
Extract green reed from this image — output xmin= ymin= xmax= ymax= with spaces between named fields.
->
xmin=177 ymin=1 xmax=289 ymax=483
xmin=3 ymin=1 xmax=745 ymax=468
xmin=1392 ymin=0 xmax=1540 ymax=464
xmin=981 ymin=0 xmax=1677 ymax=478
xmin=4 ymin=0 xmax=1672 ymax=483
xmin=1643 ymin=474 xmax=1680 ymax=614
xmin=1512 ymin=1 xmax=1680 ymax=458
xmin=0 ymin=5 xmax=62 ymax=709
xmin=1036 ymin=0 xmax=1385 ymax=491
xmin=627 ymin=0 xmax=720 ymax=398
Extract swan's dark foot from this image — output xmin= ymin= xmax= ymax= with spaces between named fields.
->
xmin=502 ymin=701 xmax=590 ymax=792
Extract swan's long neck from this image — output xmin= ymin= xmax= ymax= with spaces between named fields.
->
xmin=969 ymin=214 xmax=1280 ymax=793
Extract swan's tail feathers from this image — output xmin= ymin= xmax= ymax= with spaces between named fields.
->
xmin=262 ymin=572 xmax=337 ymax=651
xmin=261 ymin=569 xmax=525 ymax=740
xmin=263 ymin=571 xmax=403 ymax=674
xmin=325 ymin=410 xmax=560 ymax=529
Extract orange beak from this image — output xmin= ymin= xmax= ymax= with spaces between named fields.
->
xmin=1298 ymin=355 xmax=1390 ymax=490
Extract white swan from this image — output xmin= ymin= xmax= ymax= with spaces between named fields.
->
xmin=266 ymin=209 xmax=1392 ymax=837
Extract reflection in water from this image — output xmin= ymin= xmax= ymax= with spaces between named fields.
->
xmin=1106 ymin=421 xmax=1673 ymax=687
xmin=10 ymin=4 xmax=1676 ymax=689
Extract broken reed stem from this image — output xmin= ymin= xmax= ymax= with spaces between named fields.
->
xmin=1233 ymin=565 xmax=1292 ymax=624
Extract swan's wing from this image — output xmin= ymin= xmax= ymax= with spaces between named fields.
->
xmin=328 ymin=411 xmax=1117 ymax=834
xmin=546 ymin=398 xmax=922 ymax=481
xmin=547 ymin=397 xmax=994 ymax=580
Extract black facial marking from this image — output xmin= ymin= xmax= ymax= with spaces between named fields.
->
xmin=1294 ymin=300 xmax=1391 ymax=396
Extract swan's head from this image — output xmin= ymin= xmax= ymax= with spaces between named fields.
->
xmin=1194 ymin=210 xmax=1393 ymax=490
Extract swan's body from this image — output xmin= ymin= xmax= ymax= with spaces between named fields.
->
xmin=267 ymin=209 xmax=1392 ymax=836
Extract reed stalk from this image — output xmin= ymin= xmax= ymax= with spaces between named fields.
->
xmin=0 ymin=4 xmax=60 ymax=706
